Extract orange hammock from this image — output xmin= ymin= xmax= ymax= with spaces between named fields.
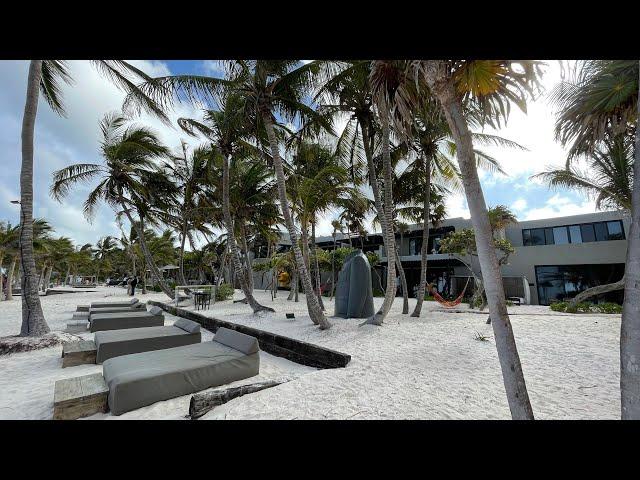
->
xmin=429 ymin=277 xmax=471 ymax=308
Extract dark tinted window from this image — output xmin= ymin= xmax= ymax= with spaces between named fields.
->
xmin=522 ymin=229 xmax=531 ymax=246
xmin=607 ymin=221 xmax=624 ymax=240
xmin=580 ymin=224 xmax=596 ymax=242
xmin=553 ymin=226 xmax=569 ymax=244
xmin=535 ymin=264 xmax=625 ymax=305
xmin=594 ymin=222 xmax=608 ymax=241
xmin=530 ymin=228 xmax=545 ymax=246
xmin=544 ymin=228 xmax=555 ymax=245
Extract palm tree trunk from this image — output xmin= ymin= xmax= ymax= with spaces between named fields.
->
xmin=221 ymin=153 xmax=273 ymax=313
xmin=412 ymin=162 xmax=431 ymax=317
xmin=121 ymin=205 xmax=174 ymax=299
xmin=330 ymin=235 xmax=337 ymax=299
xmin=19 ymin=60 xmax=49 ymax=336
xmin=262 ymin=112 xmax=330 ymax=329
xmin=142 ymin=269 xmax=147 ymax=294
xmin=64 ymin=266 xmax=70 ymax=286
xmin=43 ymin=264 xmax=53 ymax=292
xmin=395 ymin=249 xmax=409 ymax=314
xmin=178 ymin=217 xmax=188 ymax=285
xmin=6 ymin=255 xmax=18 ymax=300
xmin=427 ymin=69 xmax=534 ymax=420
xmin=239 ymin=221 xmax=255 ymax=293
xmin=621 ymin=65 xmax=640 ymax=419
xmin=311 ymin=219 xmax=325 ymax=310
xmin=360 ymin=112 xmax=396 ymax=325
xmin=0 ymin=253 xmax=4 ymax=301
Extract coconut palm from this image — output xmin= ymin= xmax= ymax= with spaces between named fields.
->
xmin=50 ymin=113 xmax=176 ymax=298
xmin=161 ymin=142 xmax=216 ymax=285
xmin=176 ymin=95 xmax=275 ymax=314
xmin=19 ymin=60 xmax=163 ymax=336
xmin=94 ymin=236 xmax=117 ymax=284
xmin=549 ymin=60 xmax=639 ymax=419
xmin=410 ymin=59 xmax=543 ymax=420
xmin=139 ymin=62 xmax=332 ymax=325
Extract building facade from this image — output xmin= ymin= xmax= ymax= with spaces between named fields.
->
xmin=252 ymin=211 xmax=630 ymax=305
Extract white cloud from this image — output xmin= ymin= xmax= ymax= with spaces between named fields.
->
xmin=511 ymin=198 xmax=528 ymax=212
xmin=523 ymin=194 xmax=596 ymax=220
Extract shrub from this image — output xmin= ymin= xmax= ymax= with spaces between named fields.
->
xmin=550 ymin=300 xmax=622 ymax=314
xmin=372 ymin=287 xmax=384 ymax=297
xmin=215 ymin=283 xmax=234 ymax=301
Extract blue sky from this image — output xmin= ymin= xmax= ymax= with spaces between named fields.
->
xmin=0 ymin=60 xmax=597 ymax=248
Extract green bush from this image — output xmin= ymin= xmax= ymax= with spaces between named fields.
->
xmin=424 ymin=294 xmax=435 ymax=301
xmin=550 ymin=301 xmax=622 ymax=314
xmin=372 ymin=287 xmax=384 ymax=297
xmin=215 ymin=283 xmax=234 ymax=301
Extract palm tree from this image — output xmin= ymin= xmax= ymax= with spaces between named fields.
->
xmin=413 ymin=59 xmax=543 ymax=420
xmin=161 ymin=142 xmax=215 ymax=285
xmin=50 ymin=113 xmax=175 ymax=298
xmin=549 ymin=60 xmax=639 ymax=418
xmin=177 ymin=98 xmax=275 ymax=313
xmin=19 ymin=59 xmax=164 ymax=336
xmin=94 ymin=236 xmax=117 ymax=284
xmin=139 ymin=62 xmax=331 ymax=326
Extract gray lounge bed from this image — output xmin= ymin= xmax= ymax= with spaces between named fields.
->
xmin=89 ymin=306 xmax=165 ymax=333
xmin=77 ymin=298 xmax=141 ymax=312
xmin=88 ymin=304 xmax=146 ymax=316
xmin=94 ymin=318 xmax=202 ymax=364
xmin=103 ymin=327 xmax=260 ymax=415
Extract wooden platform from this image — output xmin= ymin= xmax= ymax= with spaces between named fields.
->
xmin=53 ymin=373 xmax=109 ymax=420
xmin=76 ymin=305 xmax=89 ymax=312
xmin=62 ymin=340 xmax=96 ymax=367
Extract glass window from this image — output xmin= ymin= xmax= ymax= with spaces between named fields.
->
xmin=522 ymin=229 xmax=531 ymax=246
xmin=535 ymin=264 xmax=625 ymax=305
xmin=544 ymin=228 xmax=555 ymax=245
xmin=569 ymin=225 xmax=582 ymax=243
xmin=607 ymin=221 xmax=625 ymax=240
xmin=530 ymin=228 xmax=545 ymax=246
xmin=581 ymin=224 xmax=596 ymax=242
xmin=594 ymin=222 xmax=608 ymax=241
xmin=552 ymin=226 xmax=569 ymax=244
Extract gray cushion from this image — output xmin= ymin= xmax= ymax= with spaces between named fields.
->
xmin=89 ymin=305 xmax=147 ymax=315
xmin=89 ymin=311 xmax=164 ymax=332
xmin=149 ymin=306 xmax=163 ymax=316
xmin=213 ymin=327 xmax=259 ymax=355
xmin=103 ymin=341 xmax=260 ymax=415
xmin=174 ymin=318 xmax=200 ymax=334
xmin=94 ymin=325 xmax=201 ymax=363
xmin=130 ymin=298 xmax=139 ymax=305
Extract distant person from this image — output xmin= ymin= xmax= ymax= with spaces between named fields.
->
xmin=130 ymin=275 xmax=138 ymax=296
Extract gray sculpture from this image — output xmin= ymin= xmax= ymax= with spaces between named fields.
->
xmin=334 ymin=249 xmax=375 ymax=318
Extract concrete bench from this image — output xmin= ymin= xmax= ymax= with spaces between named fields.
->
xmin=53 ymin=373 xmax=108 ymax=420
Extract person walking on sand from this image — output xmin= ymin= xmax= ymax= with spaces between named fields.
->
xmin=130 ymin=275 xmax=138 ymax=296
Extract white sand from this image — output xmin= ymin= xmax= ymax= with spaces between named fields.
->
xmin=0 ymin=286 xmax=621 ymax=419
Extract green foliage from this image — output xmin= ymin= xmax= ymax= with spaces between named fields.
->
xmin=550 ymin=301 xmax=622 ymax=314
xmin=215 ymin=283 xmax=234 ymax=301
xmin=372 ymin=287 xmax=384 ymax=297
xmin=473 ymin=331 xmax=490 ymax=342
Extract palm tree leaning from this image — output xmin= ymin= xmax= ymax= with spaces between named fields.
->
xmin=18 ymin=59 xmax=167 ymax=336
xmin=177 ymin=95 xmax=275 ymax=314
xmin=134 ymin=61 xmax=332 ymax=327
xmin=534 ymin=135 xmax=634 ymax=304
xmin=50 ymin=113 xmax=176 ymax=298
xmin=415 ymin=59 xmax=541 ymax=420
xmin=548 ymin=59 xmax=639 ymax=419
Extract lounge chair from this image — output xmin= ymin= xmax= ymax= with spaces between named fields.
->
xmin=88 ymin=304 xmax=146 ymax=315
xmin=77 ymin=298 xmax=140 ymax=312
xmin=102 ymin=327 xmax=260 ymax=415
xmin=89 ymin=306 xmax=165 ymax=332
xmin=94 ymin=318 xmax=202 ymax=364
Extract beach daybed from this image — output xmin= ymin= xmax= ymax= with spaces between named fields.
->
xmin=77 ymin=298 xmax=141 ymax=312
xmin=89 ymin=306 xmax=165 ymax=332
xmin=103 ymin=327 xmax=260 ymax=415
xmin=94 ymin=319 xmax=202 ymax=363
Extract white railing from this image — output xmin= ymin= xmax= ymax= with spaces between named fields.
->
xmin=174 ymin=284 xmax=216 ymax=307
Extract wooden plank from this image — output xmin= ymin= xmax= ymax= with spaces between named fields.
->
xmin=62 ymin=340 xmax=97 ymax=368
xmin=148 ymin=301 xmax=351 ymax=369
xmin=53 ymin=373 xmax=109 ymax=420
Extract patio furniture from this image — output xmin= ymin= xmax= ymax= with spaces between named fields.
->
xmin=89 ymin=307 xmax=164 ymax=332
xmin=193 ymin=290 xmax=212 ymax=311
xmin=102 ymin=327 xmax=260 ymax=415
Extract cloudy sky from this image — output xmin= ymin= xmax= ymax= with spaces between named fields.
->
xmin=0 ymin=60 xmax=595 ymax=248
